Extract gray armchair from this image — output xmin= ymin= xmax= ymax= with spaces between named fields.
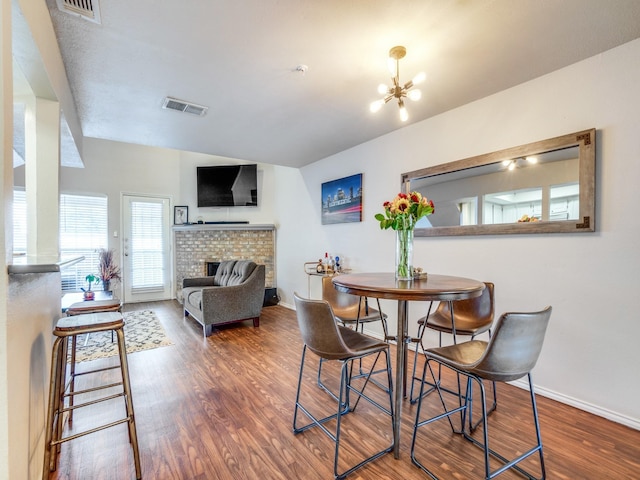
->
xmin=182 ymin=260 xmax=266 ymax=337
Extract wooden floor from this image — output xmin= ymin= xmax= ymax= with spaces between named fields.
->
xmin=46 ymin=301 xmax=640 ymax=480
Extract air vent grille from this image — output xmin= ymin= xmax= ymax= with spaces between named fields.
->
xmin=162 ymin=97 xmax=208 ymax=117
xmin=56 ymin=0 xmax=101 ymax=24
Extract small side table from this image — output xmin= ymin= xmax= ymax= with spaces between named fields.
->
xmin=303 ymin=262 xmax=351 ymax=297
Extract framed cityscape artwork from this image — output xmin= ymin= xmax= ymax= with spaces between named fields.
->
xmin=321 ymin=173 xmax=363 ymax=225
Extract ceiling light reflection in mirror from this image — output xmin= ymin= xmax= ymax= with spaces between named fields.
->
xmin=412 ymin=146 xmax=579 ymax=229
xmin=402 ymin=129 xmax=595 ymax=236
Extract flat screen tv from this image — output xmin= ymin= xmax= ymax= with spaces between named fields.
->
xmin=197 ymin=164 xmax=258 ymax=207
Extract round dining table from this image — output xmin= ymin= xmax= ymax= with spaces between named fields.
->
xmin=332 ymin=272 xmax=485 ymax=458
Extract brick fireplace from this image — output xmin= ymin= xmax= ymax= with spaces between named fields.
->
xmin=173 ymin=224 xmax=276 ymax=300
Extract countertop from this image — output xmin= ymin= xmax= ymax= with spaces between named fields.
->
xmin=8 ymin=255 xmax=85 ymax=274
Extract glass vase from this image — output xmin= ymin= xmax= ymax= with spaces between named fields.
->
xmin=395 ymin=227 xmax=414 ymax=280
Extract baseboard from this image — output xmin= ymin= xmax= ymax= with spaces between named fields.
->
xmin=509 ymin=379 xmax=640 ymax=431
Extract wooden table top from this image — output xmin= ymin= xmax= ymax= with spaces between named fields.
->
xmin=332 ymin=272 xmax=485 ymax=302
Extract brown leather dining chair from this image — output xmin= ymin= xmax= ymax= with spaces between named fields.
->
xmin=409 ymin=282 xmax=495 ymax=415
xmin=411 ymin=306 xmax=552 ymax=480
xmin=321 ymin=275 xmax=388 ymax=338
xmin=292 ymin=293 xmax=394 ymax=479
xmin=319 ymin=275 xmax=389 ymax=389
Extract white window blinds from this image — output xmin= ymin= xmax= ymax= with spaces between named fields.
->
xmin=130 ymin=200 xmax=165 ymax=291
xmin=59 ymin=193 xmax=108 ymax=291
xmin=13 ymin=189 xmax=27 ymax=255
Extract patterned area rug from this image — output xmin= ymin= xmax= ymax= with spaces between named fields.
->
xmin=70 ymin=310 xmax=174 ymax=363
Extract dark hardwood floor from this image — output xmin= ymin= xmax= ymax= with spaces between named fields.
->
xmin=47 ymin=301 xmax=640 ymax=479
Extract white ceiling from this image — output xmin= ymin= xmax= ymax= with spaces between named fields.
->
xmin=44 ymin=0 xmax=640 ymax=168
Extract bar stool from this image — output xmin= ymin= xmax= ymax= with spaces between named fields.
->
xmin=292 ymin=293 xmax=394 ymax=479
xmin=43 ymin=311 xmax=141 ymax=480
xmin=66 ymin=298 xmax=123 ymax=316
xmin=411 ymin=307 xmax=552 ymax=480
xmin=64 ymin=298 xmax=124 ymax=414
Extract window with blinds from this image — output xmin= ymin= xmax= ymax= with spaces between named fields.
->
xmin=130 ymin=200 xmax=165 ymax=291
xmin=59 ymin=193 xmax=108 ymax=291
xmin=13 ymin=189 xmax=27 ymax=255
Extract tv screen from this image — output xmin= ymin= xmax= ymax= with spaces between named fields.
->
xmin=197 ymin=164 xmax=258 ymax=207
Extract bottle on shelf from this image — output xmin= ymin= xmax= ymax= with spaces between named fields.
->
xmin=316 ymin=259 xmax=324 ymax=273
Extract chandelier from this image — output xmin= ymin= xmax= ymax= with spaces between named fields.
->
xmin=370 ymin=46 xmax=425 ymax=122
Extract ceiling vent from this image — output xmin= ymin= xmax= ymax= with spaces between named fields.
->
xmin=56 ymin=0 xmax=102 ymax=24
xmin=162 ymin=97 xmax=208 ymax=117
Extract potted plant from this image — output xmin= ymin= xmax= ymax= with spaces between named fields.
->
xmin=98 ymin=248 xmax=122 ymax=292
xmin=82 ymin=274 xmax=100 ymax=300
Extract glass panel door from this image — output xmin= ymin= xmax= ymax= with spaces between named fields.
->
xmin=122 ymin=194 xmax=172 ymax=302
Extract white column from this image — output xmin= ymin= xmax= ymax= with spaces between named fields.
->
xmin=24 ymin=96 xmax=60 ymax=257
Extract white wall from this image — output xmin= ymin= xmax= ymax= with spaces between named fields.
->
xmin=176 ymin=150 xmax=279 ymax=225
xmin=275 ymin=39 xmax=640 ymax=428
xmin=1 ymin=0 xmax=13 ymax=476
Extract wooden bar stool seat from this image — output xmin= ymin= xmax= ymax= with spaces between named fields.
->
xmin=66 ymin=298 xmax=123 ymax=344
xmin=43 ymin=311 xmax=141 ymax=480
xmin=65 ymin=298 xmax=123 ymax=315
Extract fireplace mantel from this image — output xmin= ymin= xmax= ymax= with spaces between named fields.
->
xmin=172 ymin=223 xmax=275 ymax=232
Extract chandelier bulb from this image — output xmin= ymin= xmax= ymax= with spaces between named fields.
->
xmin=407 ymin=89 xmax=422 ymax=101
xmin=412 ymin=72 xmax=426 ymax=85
xmin=387 ymin=58 xmax=398 ymax=77
xmin=377 ymin=83 xmax=389 ymax=95
xmin=399 ymin=105 xmax=408 ymax=122
xmin=370 ymin=99 xmax=384 ymax=113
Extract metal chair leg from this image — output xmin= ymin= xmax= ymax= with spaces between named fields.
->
xmin=409 ymin=302 xmax=433 ymax=403
xmin=413 ymin=363 xmax=545 ymax=480
xmin=462 ymin=373 xmax=545 ymax=480
xmin=294 ymin=347 xmax=394 ymax=479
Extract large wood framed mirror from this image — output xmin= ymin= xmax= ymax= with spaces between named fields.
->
xmin=403 ymin=129 xmax=595 ymax=236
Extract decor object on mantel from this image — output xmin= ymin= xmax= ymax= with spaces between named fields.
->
xmin=370 ymin=46 xmax=426 ymax=122
xmin=98 ymin=248 xmax=122 ymax=292
xmin=375 ymin=192 xmax=434 ymax=280
xmin=82 ymin=274 xmax=100 ymax=300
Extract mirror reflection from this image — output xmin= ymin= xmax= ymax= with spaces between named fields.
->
xmin=402 ymin=129 xmax=595 ymax=236
xmin=412 ymin=146 xmax=579 ymax=228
